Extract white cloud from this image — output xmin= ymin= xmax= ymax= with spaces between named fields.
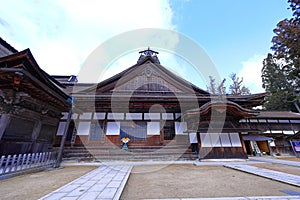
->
xmin=0 ymin=0 xmax=175 ymax=75
xmin=238 ymin=55 xmax=266 ymax=94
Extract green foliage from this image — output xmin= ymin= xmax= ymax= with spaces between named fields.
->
xmin=262 ymin=54 xmax=296 ymax=110
xmin=262 ymin=0 xmax=300 ymax=111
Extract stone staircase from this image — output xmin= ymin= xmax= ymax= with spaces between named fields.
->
xmin=60 ymin=144 xmax=196 ymax=161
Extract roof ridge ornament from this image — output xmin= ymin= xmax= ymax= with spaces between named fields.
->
xmin=137 ymin=47 xmax=160 ymax=64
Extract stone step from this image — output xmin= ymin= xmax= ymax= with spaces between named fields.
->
xmin=61 ymin=145 xmax=195 ymax=161
xmin=63 ymin=148 xmax=191 ymax=154
xmin=62 ymin=153 xmax=196 ymax=161
xmin=63 ymin=149 xmax=192 ymax=157
xmin=62 ymin=144 xmax=190 ymax=150
xmin=63 ymin=151 xmax=191 ymax=158
xmin=62 ymin=146 xmax=192 ymax=155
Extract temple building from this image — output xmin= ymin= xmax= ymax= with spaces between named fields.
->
xmin=52 ymin=48 xmax=300 ymax=160
xmin=0 ymin=37 xmax=299 ymax=159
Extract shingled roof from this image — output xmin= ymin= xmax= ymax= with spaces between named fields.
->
xmin=0 ymin=49 xmax=71 ymax=109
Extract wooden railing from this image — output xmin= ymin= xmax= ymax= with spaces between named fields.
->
xmin=0 ymin=152 xmax=57 ymax=176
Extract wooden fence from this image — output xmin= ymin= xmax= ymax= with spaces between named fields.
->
xmin=0 ymin=152 xmax=57 ymax=175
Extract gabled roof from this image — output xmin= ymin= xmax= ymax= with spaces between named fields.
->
xmin=77 ymin=55 xmax=210 ymax=96
xmin=253 ymin=111 xmax=300 ymax=119
xmin=52 ymin=75 xmax=78 ymax=84
xmin=225 ymin=92 xmax=267 ymax=108
xmin=0 ymin=49 xmax=71 ymax=108
xmin=0 ymin=37 xmax=18 ymax=54
xmin=183 ymin=100 xmax=259 ymax=119
xmin=288 ymin=131 xmax=300 ymax=139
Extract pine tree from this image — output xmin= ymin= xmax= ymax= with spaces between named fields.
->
xmin=261 ymin=0 xmax=300 ymax=111
xmin=262 ymin=54 xmax=295 ymax=110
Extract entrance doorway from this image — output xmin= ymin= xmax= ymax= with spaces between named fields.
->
xmin=244 ymin=140 xmax=253 ymax=155
xmin=163 ymin=121 xmax=175 ymax=140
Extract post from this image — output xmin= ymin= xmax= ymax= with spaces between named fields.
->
xmin=54 ymin=108 xmax=72 ymax=168
xmin=0 ymin=114 xmax=10 ymax=140
xmin=294 ymin=102 xmax=300 ymax=113
xmin=268 ymin=140 xmax=274 ymax=156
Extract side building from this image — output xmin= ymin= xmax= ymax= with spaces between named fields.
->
xmin=0 ymin=38 xmax=71 ymax=155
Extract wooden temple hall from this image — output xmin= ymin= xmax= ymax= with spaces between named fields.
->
xmin=0 ymin=37 xmax=300 ymax=160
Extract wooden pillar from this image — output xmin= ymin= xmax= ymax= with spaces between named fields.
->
xmin=55 ymin=109 xmax=72 ymax=168
xmin=102 ymin=113 xmax=108 ymax=144
xmin=31 ymin=120 xmax=42 ymax=152
xmin=240 ymin=133 xmax=247 ymax=154
xmin=239 ymin=132 xmax=248 ymax=158
xmin=0 ymin=114 xmax=10 ymax=140
xmin=32 ymin=120 xmax=42 ymax=142
xmin=268 ymin=140 xmax=274 ymax=156
xmin=160 ymin=119 xmax=164 ymax=144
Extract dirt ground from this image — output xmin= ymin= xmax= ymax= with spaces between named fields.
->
xmin=251 ymin=163 xmax=300 ymax=176
xmin=0 ymin=166 xmax=96 ymax=200
xmin=121 ymin=164 xmax=300 ymax=199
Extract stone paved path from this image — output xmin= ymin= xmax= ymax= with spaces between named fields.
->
xmin=249 ymin=157 xmax=300 ymax=167
xmin=225 ymin=164 xmax=300 ymax=187
xmin=40 ymin=165 xmax=132 ymax=200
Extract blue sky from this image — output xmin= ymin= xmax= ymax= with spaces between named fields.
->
xmin=0 ymin=0 xmax=293 ymax=93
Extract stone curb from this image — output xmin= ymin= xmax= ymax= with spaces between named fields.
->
xmin=113 ymin=166 xmax=132 ymax=200
xmin=145 ymin=196 xmax=300 ymax=200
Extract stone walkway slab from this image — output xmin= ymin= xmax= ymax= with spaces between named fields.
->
xmin=225 ymin=164 xmax=300 ymax=187
xmin=145 ymin=196 xmax=300 ymax=200
xmin=40 ymin=165 xmax=132 ymax=200
xmin=194 ymin=160 xmax=261 ymax=166
xmin=62 ymin=160 xmax=263 ymax=167
xmin=249 ymin=157 xmax=300 ymax=167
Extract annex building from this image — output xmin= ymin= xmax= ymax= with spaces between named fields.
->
xmin=0 ymin=38 xmax=299 ymax=160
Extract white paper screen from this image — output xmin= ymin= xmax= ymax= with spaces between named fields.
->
xmin=210 ymin=133 xmax=222 ymax=147
xmin=144 ymin=113 xmax=160 ymax=120
xmin=229 ymin=133 xmax=242 ymax=147
xmin=79 ymin=113 xmax=92 ymax=120
xmin=126 ymin=113 xmax=142 ymax=120
xmin=56 ymin=122 xmax=66 ymax=135
xmin=162 ymin=113 xmax=174 ymax=120
xmin=77 ymin=122 xmax=91 ymax=135
xmin=189 ymin=132 xmax=198 ymax=143
xmin=93 ymin=112 xmax=106 ymax=120
xmin=147 ymin=122 xmax=160 ymax=135
xmin=200 ymin=133 xmax=212 ymax=147
xmin=106 ymin=122 xmax=120 ymax=135
xmin=107 ymin=113 xmax=124 ymax=120
xmin=220 ymin=133 xmax=232 ymax=147
xmin=175 ymin=122 xmax=187 ymax=135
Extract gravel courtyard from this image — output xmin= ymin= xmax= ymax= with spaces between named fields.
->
xmin=0 ymin=166 xmax=96 ymax=200
xmin=1 ymin=163 xmax=300 ymax=200
xmin=121 ymin=164 xmax=300 ymax=199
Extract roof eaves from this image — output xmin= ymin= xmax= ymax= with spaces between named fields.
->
xmin=0 ymin=37 xmax=18 ymax=53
